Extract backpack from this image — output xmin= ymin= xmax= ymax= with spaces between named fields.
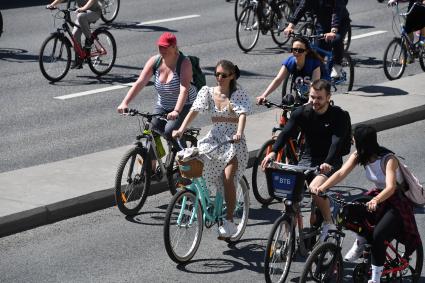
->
xmin=153 ymin=52 xmax=206 ymax=91
xmin=381 ymin=154 xmax=425 ymax=206
xmin=332 ymin=105 xmax=352 ymax=156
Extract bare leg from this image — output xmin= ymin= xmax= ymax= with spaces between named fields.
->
xmin=310 ymin=175 xmax=332 ymax=223
xmin=224 ymin=157 xmax=238 ymax=222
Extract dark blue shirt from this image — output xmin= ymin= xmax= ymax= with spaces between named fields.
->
xmin=283 ymin=55 xmax=321 ymax=86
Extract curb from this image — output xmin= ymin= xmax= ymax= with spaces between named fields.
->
xmin=1 ymin=105 xmax=425 ymax=238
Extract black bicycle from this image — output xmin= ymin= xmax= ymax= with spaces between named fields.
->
xmin=115 ymin=109 xmax=200 ymax=216
xmin=236 ymin=0 xmax=293 ymax=52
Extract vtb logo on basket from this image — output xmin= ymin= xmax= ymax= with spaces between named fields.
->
xmin=272 ymin=172 xmax=296 ymax=198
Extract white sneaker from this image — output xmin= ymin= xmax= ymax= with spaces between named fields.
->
xmin=218 ymin=220 xmax=237 ymax=239
xmin=319 ymin=222 xmax=336 ymax=242
xmin=344 ymin=239 xmax=365 ymax=262
xmin=277 ymin=18 xmax=285 ymax=31
xmin=331 ymin=64 xmax=342 ymax=79
xmin=367 ymin=281 xmax=377 ymax=283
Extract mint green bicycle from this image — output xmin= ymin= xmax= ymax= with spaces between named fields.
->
xmin=163 ymin=140 xmax=250 ymax=263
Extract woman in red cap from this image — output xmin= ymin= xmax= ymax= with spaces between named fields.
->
xmin=117 ymin=32 xmax=197 ymax=145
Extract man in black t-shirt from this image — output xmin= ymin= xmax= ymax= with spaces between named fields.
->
xmin=261 ymin=79 xmax=350 ymax=241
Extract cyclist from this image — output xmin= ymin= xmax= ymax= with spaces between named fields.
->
xmin=47 ymin=0 xmax=102 ymax=69
xmin=283 ymin=0 xmax=350 ymax=79
xmin=117 ymin=32 xmax=196 ymax=144
xmin=256 ymin=36 xmax=324 ymax=105
xmin=312 ymin=124 xmax=421 ymax=283
xmin=261 ymin=79 xmax=350 ymax=241
xmin=173 ymin=60 xmax=251 ymax=239
xmin=254 ymin=0 xmax=286 ymax=31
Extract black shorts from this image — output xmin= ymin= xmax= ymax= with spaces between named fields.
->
xmin=298 ymin=155 xmax=342 ymax=179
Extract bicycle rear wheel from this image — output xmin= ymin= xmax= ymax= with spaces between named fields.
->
xmin=299 ymin=242 xmax=343 ymax=283
xmin=234 ymin=0 xmax=249 ymax=21
xmin=383 ymin=37 xmax=407 ymax=80
xmin=419 ymin=47 xmax=425 ymax=72
xmin=252 ymin=139 xmax=276 ymax=205
xmin=226 ymin=176 xmax=250 ymax=242
xmin=270 ymin=1 xmax=292 ymax=47
xmin=163 ymin=189 xmax=203 ymax=263
xmin=100 ymin=0 xmax=120 ymax=23
xmin=396 ymin=242 xmax=423 ymax=282
xmin=114 ymin=147 xmax=151 ymax=216
xmin=236 ymin=6 xmax=260 ymax=53
xmin=39 ymin=34 xmax=71 ymax=82
xmin=333 ymin=53 xmax=354 ymax=94
xmin=88 ymin=29 xmax=116 ymax=76
xmin=264 ymin=214 xmax=295 ymax=283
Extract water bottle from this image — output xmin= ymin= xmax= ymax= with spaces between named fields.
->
xmin=154 ymin=135 xmax=166 ymax=158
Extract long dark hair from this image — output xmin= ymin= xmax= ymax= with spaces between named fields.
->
xmin=291 ymin=37 xmax=324 ymax=63
xmin=216 ymin=59 xmax=240 ymax=96
xmin=353 ymin=124 xmax=393 ymax=166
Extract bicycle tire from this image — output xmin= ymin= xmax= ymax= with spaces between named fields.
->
xmin=234 ymin=0 xmax=249 ymax=22
xmin=236 ymin=6 xmax=260 ymax=53
xmin=299 ymin=242 xmax=343 ymax=283
xmin=252 ymin=139 xmax=277 ymax=205
xmin=39 ymin=34 xmax=71 ymax=82
xmin=383 ymin=37 xmax=407 ymax=80
xmin=163 ymin=189 xmax=203 ymax=263
xmin=419 ymin=48 xmax=425 ymax=72
xmin=270 ymin=0 xmax=292 ymax=47
xmin=264 ymin=214 xmax=295 ymax=283
xmin=343 ymin=22 xmax=352 ymax=52
xmin=226 ymin=175 xmax=250 ymax=242
xmin=0 ymin=10 xmax=3 ymax=37
xmin=100 ymin=0 xmax=120 ymax=23
xmin=166 ymin=134 xmax=198 ymax=195
xmin=334 ymin=53 xmax=354 ymax=93
xmin=400 ymin=242 xmax=423 ymax=282
xmin=114 ymin=146 xmax=151 ymax=216
xmin=88 ymin=29 xmax=116 ymax=76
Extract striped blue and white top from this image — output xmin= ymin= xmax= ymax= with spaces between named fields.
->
xmin=154 ymin=69 xmax=197 ymax=111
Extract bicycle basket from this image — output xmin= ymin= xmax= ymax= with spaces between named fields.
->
xmin=177 ymin=158 xmax=204 ymax=179
xmin=265 ymin=166 xmax=305 ymax=202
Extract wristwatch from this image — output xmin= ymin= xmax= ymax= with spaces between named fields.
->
xmin=331 ymin=28 xmax=338 ymax=34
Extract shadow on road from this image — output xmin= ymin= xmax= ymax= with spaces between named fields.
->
xmin=354 ymin=85 xmax=409 ymax=97
xmin=0 ymin=48 xmax=38 ymax=62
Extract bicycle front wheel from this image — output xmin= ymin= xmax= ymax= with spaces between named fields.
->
xmin=226 ymin=176 xmax=250 ymax=242
xmin=88 ymin=29 xmax=116 ymax=76
xmin=333 ymin=53 xmax=354 ymax=94
xmin=100 ymin=0 xmax=120 ymax=23
xmin=234 ymin=0 xmax=249 ymax=21
xmin=39 ymin=34 xmax=71 ymax=82
xmin=270 ymin=1 xmax=292 ymax=47
xmin=236 ymin=6 xmax=260 ymax=53
xmin=383 ymin=37 xmax=407 ymax=80
xmin=299 ymin=242 xmax=343 ymax=283
xmin=163 ymin=189 xmax=203 ymax=263
xmin=114 ymin=147 xmax=151 ymax=216
xmin=419 ymin=48 xmax=425 ymax=72
xmin=264 ymin=214 xmax=295 ymax=283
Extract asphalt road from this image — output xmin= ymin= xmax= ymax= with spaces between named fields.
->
xmin=0 ymin=120 xmax=424 ymax=282
xmin=1 ymin=0 xmax=424 ymax=173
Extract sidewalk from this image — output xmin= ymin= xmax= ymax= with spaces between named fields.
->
xmin=1 ymin=74 xmax=425 ymax=237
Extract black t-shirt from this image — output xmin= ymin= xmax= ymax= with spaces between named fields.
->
xmin=272 ymin=103 xmax=348 ymax=165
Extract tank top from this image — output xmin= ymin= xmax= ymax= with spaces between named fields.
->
xmin=365 ymin=157 xmax=404 ymax=190
xmin=154 ymin=69 xmax=197 ymax=111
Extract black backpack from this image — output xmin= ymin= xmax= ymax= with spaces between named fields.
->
xmin=334 ymin=106 xmax=352 ymax=156
xmin=153 ymin=51 xmax=206 ymax=91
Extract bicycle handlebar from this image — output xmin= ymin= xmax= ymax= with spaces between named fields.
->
xmin=267 ymin=160 xmax=319 ymax=175
xmin=122 ymin=109 xmax=167 ymax=120
xmin=289 ymin=32 xmax=325 ymax=40
xmin=260 ymin=100 xmax=301 ymax=111
xmin=317 ymin=191 xmax=367 ymax=207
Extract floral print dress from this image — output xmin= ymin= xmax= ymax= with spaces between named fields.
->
xmin=191 ymin=86 xmax=251 ymax=193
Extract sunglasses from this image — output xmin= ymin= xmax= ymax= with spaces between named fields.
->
xmin=291 ymin=47 xmax=306 ymax=53
xmin=215 ymin=72 xmax=231 ymax=79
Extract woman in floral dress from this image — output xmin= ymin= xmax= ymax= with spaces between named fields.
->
xmin=173 ymin=59 xmax=251 ymax=238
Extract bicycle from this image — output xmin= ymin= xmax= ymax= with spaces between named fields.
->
xmin=39 ymin=7 xmax=116 ymax=82
xmin=383 ymin=2 xmax=425 ymax=80
xmin=67 ymin=0 xmax=120 ymax=24
xmin=286 ymin=33 xmax=354 ymax=94
xmin=264 ymin=162 xmax=328 ymax=283
xmin=236 ymin=0 xmax=293 ymax=52
xmin=114 ymin=109 xmax=200 ymax=216
xmin=252 ymin=100 xmax=305 ymax=205
xmin=163 ymin=140 xmax=250 ymax=263
xmin=300 ymin=192 xmax=424 ymax=283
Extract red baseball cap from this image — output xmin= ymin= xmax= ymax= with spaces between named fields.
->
xmin=156 ymin=32 xmax=177 ymax=47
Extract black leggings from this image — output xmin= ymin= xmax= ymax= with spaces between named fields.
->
xmin=371 ymin=207 xmax=403 ymax=266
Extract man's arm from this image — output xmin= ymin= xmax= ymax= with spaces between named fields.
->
xmin=288 ymin=0 xmax=309 ymax=27
xmin=271 ymin=109 xmax=301 ymax=153
xmin=331 ymin=0 xmax=347 ymax=30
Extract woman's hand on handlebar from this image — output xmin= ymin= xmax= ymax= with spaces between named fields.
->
xmin=261 ymin=152 xmax=276 ymax=170
xmin=172 ymin=128 xmax=184 ymax=139
xmin=117 ymin=102 xmax=129 ymax=114
xmin=167 ymin=110 xmax=179 ymax=121
xmin=256 ymin=95 xmax=267 ymax=105
xmin=366 ymin=198 xmax=379 ymax=212
xmin=319 ymin=163 xmax=333 ymax=174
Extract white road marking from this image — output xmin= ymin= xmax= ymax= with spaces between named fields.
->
xmin=136 ymin=15 xmax=200 ymax=26
xmin=351 ymin=30 xmax=387 ymax=40
xmin=56 ymin=29 xmax=388 ymax=100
